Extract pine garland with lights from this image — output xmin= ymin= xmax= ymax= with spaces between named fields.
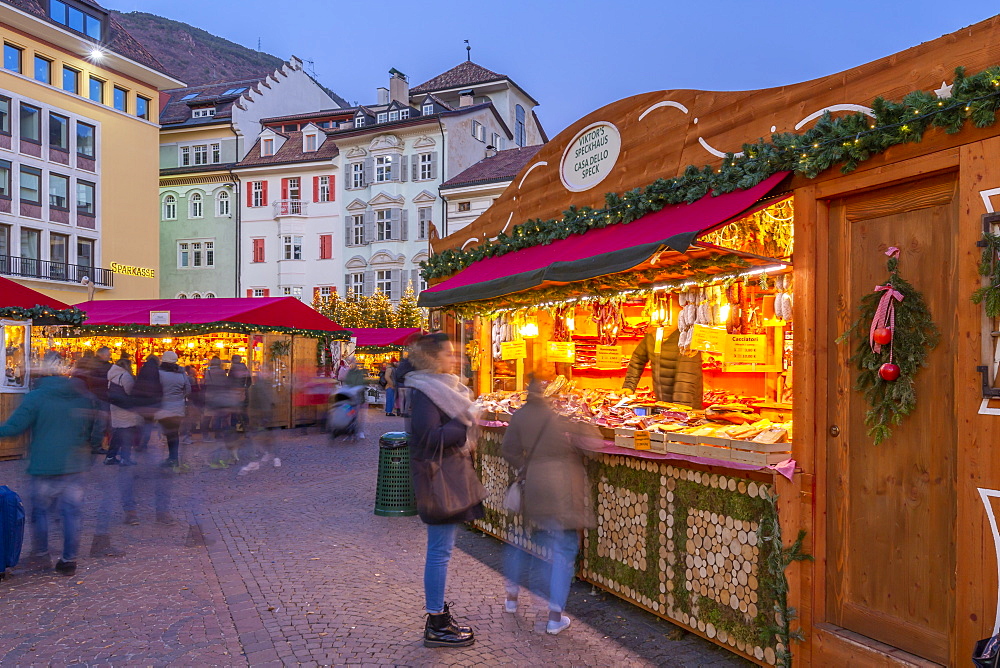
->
xmin=838 ymin=252 xmax=939 ymax=445
xmin=0 ymin=305 xmax=86 ymax=326
xmin=423 ymin=64 xmax=1000 ymax=280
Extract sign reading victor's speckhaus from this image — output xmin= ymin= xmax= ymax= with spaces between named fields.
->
xmin=560 ymin=121 xmax=622 ymax=193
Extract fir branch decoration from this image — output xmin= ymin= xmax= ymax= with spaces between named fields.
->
xmin=972 ymin=230 xmax=1000 ymax=317
xmin=0 ymin=305 xmax=86 ymax=326
xmin=423 ymin=64 xmax=1000 ymax=281
xmin=838 ymin=252 xmax=939 ymax=444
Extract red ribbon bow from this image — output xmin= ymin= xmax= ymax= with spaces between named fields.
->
xmin=870 ymin=283 xmax=904 ymax=356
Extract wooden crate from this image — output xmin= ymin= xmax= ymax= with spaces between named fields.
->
xmin=649 ymin=431 xmax=668 ymax=454
xmin=614 ymin=427 xmax=635 ymax=449
xmin=728 ymin=448 xmax=791 ymax=466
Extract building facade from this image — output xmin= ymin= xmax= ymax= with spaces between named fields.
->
xmin=158 ymin=58 xmax=341 ymax=299
xmin=237 ymin=64 xmax=545 ymax=303
xmin=1 ymin=0 xmax=182 ymax=302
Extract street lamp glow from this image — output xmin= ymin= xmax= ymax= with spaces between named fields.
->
xmin=88 ymin=47 xmax=105 ymax=61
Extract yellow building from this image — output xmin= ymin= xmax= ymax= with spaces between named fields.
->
xmin=0 ymin=0 xmax=182 ymax=303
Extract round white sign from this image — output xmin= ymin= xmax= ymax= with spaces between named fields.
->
xmin=559 ymin=121 xmax=622 ymax=193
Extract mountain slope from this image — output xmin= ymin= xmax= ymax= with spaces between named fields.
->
xmin=110 ymin=10 xmax=284 ymax=87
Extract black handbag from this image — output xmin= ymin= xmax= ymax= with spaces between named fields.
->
xmin=107 ymin=381 xmax=133 ymax=409
xmin=412 ymin=434 xmax=486 ymax=522
xmin=975 ymin=634 xmax=1000 ymax=668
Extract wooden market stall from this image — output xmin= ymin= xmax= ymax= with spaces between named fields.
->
xmin=0 ymin=276 xmax=84 ymax=460
xmin=61 ymin=297 xmax=348 ymax=429
xmin=420 ymin=14 xmax=1000 ymax=667
xmin=348 ymin=327 xmax=423 ymax=404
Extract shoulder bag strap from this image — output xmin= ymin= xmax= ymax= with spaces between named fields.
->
xmin=517 ymin=414 xmax=552 ymax=481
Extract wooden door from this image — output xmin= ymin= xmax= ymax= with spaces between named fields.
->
xmin=826 ymin=174 xmax=957 ymax=664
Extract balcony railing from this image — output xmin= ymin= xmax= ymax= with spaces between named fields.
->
xmin=0 ymin=255 xmax=113 ymax=287
xmin=273 ymin=199 xmax=307 ymax=217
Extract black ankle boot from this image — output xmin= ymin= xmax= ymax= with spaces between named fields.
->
xmin=442 ymin=603 xmax=473 ymax=635
xmin=424 ymin=608 xmax=475 ymax=648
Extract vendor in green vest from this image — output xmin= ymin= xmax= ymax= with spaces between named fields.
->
xmin=621 ymin=328 xmax=703 ymax=408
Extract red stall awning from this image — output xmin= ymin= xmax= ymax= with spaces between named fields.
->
xmin=75 ymin=297 xmax=346 ymax=337
xmin=351 ymin=327 xmax=423 ymax=348
xmin=419 ymin=172 xmax=789 ymax=308
xmin=0 ymin=276 xmax=72 ymax=310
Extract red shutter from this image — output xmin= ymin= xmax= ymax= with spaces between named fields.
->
xmin=246 ymin=289 xmax=253 ymax=298
xmin=320 ymin=234 xmax=332 ymax=259
xmin=313 ymin=176 xmax=320 ymax=203
xmin=281 ymin=178 xmax=289 ymax=200
xmin=246 ymin=183 xmax=253 ymax=207
xmin=329 ymin=175 xmax=335 ymax=201
xmin=261 ymin=181 xmax=269 ymax=206
xmin=262 ymin=288 xmax=270 ymax=297
xmin=252 ymin=238 xmax=264 ymax=263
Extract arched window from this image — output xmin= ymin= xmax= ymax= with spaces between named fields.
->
xmin=204 ymin=292 xmax=216 ymax=298
xmin=515 ymin=104 xmax=526 ymax=147
xmin=190 ymin=192 xmax=203 ymax=218
xmin=176 ymin=292 xmax=187 ymax=299
xmin=191 ymin=292 xmax=202 ymax=299
xmin=163 ymin=194 xmax=177 ymax=220
xmin=216 ymin=190 xmax=230 ymax=217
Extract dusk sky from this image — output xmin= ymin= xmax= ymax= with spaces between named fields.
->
xmin=114 ymin=1 xmax=1000 ymax=139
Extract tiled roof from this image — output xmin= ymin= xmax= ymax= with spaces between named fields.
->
xmin=411 ymin=61 xmax=505 ymax=94
xmin=441 ymin=145 xmax=544 ymax=189
xmin=259 ymin=108 xmax=355 ymax=124
xmin=237 ymin=130 xmax=338 ymax=167
xmin=2 ymin=0 xmax=169 ymax=75
xmin=159 ymin=77 xmax=265 ymax=126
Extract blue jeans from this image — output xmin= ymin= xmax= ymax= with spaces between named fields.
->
xmin=108 ymin=425 xmax=138 ymax=461
xmin=505 ymin=530 xmax=578 ymax=612
xmin=29 ymin=473 xmax=85 ymax=561
xmin=542 ymin=529 xmax=579 ymax=612
xmin=385 ymin=387 xmax=396 ymax=415
xmin=424 ymin=523 xmax=459 ymax=614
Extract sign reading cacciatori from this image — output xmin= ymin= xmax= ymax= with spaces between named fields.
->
xmin=559 ymin=121 xmax=622 ymax=192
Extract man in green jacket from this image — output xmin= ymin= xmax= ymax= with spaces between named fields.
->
xmin=0 ymin=366 xmax=99 ymax=576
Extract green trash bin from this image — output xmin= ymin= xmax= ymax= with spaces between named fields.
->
xmin=374 ymin=432 xmax=417 ymax=517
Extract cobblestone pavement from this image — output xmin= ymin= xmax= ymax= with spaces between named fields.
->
xmin=0 ymin=411 xmax=750 ymax=667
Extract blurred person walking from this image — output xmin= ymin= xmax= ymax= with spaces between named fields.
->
xmin=228 ymin=354 xmax=252 ymax=431
xmin=202 ymin=356 xmax=229 ymax=442
xmin=407 ymin=333 xmax=484 ymax=648
xmin=384 ymin=358 xmax=398 ymax=417
xmin=132 ymin=354 xmax=162 ymax=452
xmin=182 ymin=365 xmax=202 ymax=445
xmin=0 ymin=359 xmax=101 ymax=575
xmin=395 ymin=353 xmax=414 ymax=418
xmin=106 ymin=356 xmax=141 ymax=466
xmin=239 ymin=368 xmax=280 ymax=474
xmin=155 ymin=351 xmax=190 ymax=468
xmin=500 ymin=378 xmax=596 ymax=635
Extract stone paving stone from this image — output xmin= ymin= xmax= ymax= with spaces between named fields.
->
xmin=0 ymin=411 xmax=753 ymax=666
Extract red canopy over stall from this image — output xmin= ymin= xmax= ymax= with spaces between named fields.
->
xmin=350 ymin=327 xmax=422 ymax=348
xmin=75 ymin=297 xmax=344 ymax=335
xmin=0 ymin=276 xmax=72 ymax=310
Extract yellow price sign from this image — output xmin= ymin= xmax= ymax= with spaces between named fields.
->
xmin=595 ymin=345 xmax=621 ymax=369
xmin=546 ymin=341 xmax=576 ymax=363
xmin=690 ymin=324 xmax=726 ymax=354
xmin=723 ymin=334 xmax=767 ymax=364
xmin=500 ymin=340 xmax=527 ymax=360
xmin=633 ymin=430 xmax=651 ymax=450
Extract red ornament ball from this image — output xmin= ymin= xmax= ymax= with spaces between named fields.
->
xmin=878 ymin=363 xmax=901 ymax=382
xmin=873 ymin=327 xmax=892 ymax=345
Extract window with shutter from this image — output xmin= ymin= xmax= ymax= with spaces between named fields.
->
xmin=319 ymin=234 xmax=332 ymax=259
xmin=363 ymin=156 xmax=374 ymax=186
xmin=281 ymin=178 xmax=289 ymax=200
xmin=364 ymin=208 xmax=375 ymax=244
xmin=430 ymin=152 xmax=438 ymax=180
xmin=399 ymin=155 xmax=408 ymax=182
xmin=262 ymin=181 xmax=269 ymax=206
xmin=252 ymin=237 xmax=265 ymax=263
xmin=246 ymin=289 xmax=253 ymax=298
xmin=363 ymin=270 xmax=375 ymax=297
xmin=418 ymin=207 xmax=431 ymax=240
xmin=411 ymin=156 xmax=419 ymax=181
xmin=400 ymin=208 xmax=408 ymax=241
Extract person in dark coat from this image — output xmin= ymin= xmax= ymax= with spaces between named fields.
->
xmin=406 ymin=332 xmax=481 ymax=648
xmin=501 ymin=378 xmax=598 ymax=635
xmin=622 ymin=327 xmax=703 ymax=407
xmin=0 ymin=360 xmax=101 ymax=575
xmin=394 ymin=354 xmax=414 ymax=417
